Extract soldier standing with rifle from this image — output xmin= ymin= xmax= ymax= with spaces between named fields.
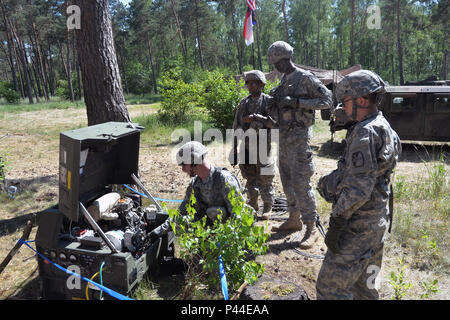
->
xmin=266 ymin=41 xmax=333 ymax=249
xmin=229 ymin=70 xmax=277 ymax=219
xmin=316 ymin=70 xmax=401 ymax=299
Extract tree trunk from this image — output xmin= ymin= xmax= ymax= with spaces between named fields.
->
xmin=194 ymin=0 xmax=205 ymax=70
xmin=282 ymin=0 xmax=289 ymax=43
xmin=396 ymin=0 xmax=404 ymax=85
xmin=145 ymin=33 xmax=158 ymax=94
xmin=254 ymin=9 xmax=262 ymax=71
xmin=73 ymin=0 xmax=129 ymax=126
xmin=11 ymin=25 xmax=33 ymax=104
xmin=443 ymin=29 xmax=447 ymax=80
xmin=66 ymin=2 xmax=75 ymax=103
xmin=31 ymin=21 xmax=49 ymax=101
xmin=0 ymin=0 xmax=17 ymax=92
xmin=350 ymin=0 xmax=355 ymax=66
xmin=316 ymin=0 xmax=321 ymax=68
xmin=74 ymin=40 xmax=82 ymax=101
xmin=58 ymin=41 xmax=68 ymax=80
xmin=231 ymin=0 xmax=242 ymax=74
xmin=169 ymin=0 xmax=187 ymax=60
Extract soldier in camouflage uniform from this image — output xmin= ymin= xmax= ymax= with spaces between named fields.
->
xmin=229 ymin=70 xmax=277 ymax=219
xmin=316 ymin=70 xmax=401 ymax=300
xmin=150 ymin=141 xmax=243 ymax=238
xmin=266 ymin=41 xmax=333 ymax=249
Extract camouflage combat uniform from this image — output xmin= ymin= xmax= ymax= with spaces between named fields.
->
xmin=268 ymin=63 xmax=333 ymax=224
xmin=233 ymin=92 xmax=276 ymax=210
xmin=151 ymin=142 xmax=243 ymax=237
xmin=316 ymin=71 xmax=402 ymax=300
xmin=179 ymin=166 xmax=243 ymax=222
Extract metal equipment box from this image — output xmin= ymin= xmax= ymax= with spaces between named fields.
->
xmin=35 ymin=122 xmax=175 ymax=300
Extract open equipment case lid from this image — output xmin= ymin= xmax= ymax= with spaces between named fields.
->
xmin=58 ymin=122 xmax=144 ymax=221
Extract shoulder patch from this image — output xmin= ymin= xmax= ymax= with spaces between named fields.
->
xmin=351 ymin=151 xmax=365 ymax=168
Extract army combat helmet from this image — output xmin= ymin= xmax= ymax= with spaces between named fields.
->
xmin=267 ymin=41 xmax=294 ymax=65
xmin=176 ymin=141 xmax=208 ymax=166
xmin=335 ymin=69 xmax=386 ymax=105
xmin=244 ymin=70 xmax=266 ymax=84
xmin=334 ymin=70 xmax=386 ymax=125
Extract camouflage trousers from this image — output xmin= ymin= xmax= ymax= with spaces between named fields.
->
xmin=239 ymin=163 xmax=274 ymax=205
xmin=316 ymin=241 xmax=384 ymax=300
xmin=278 ymin=126 xmax=317 ymax=223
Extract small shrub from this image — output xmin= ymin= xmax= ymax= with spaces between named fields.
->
xmin=167 ymin=187 xmax=269 ymax=298
xmin=389 ymin=257 xmax=413 ymax=300
xmin=0 ymin=81 xmax=20 ymax=104
xmin=158 ymin=67 xmax=205 ymax=124
xmin=199 ymin=70 xmax=247 ymax=133
xmin=420 ymin=278 xmax=439 ymax=300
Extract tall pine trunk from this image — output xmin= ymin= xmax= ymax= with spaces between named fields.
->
xmin=73 ymin=0 xmax=129 ymax=126
xmin=169 ymin=0 xmax=187 ymax=60
xmin=396 ymin=0 xmax=404 ymax=85
xmin=350 ymin=0 xmax=355 ymax=66
xmin=145 ymin=33 xmax=158 ymax=94
xmin=11 ymin=25 xmax=33 ymax=104
xmin=282 ymin=0 xmax=289 ymax=43
xmin=194 ymin=0 xmax=205 ymax=70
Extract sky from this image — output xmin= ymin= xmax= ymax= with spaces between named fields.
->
xmin=119 ymin=0 xmax=132 ymax=6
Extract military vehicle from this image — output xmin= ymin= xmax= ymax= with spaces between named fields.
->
xmin=325 ymin=78 xmax=450 ymax=143
xmin=35 ymin=122 xmax=175 ymax=300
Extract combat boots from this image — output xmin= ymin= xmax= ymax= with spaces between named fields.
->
xmin=272 ymin=211 xmax=303 ymax=232
xmin=260 ymin=202 xmax=273 ymax=220
xmin=298 ymin=221 xmax=319 ymax=249
xmin=247 ymin=198 xmax=259 ymax=213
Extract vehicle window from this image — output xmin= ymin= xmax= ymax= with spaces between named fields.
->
xmin=391 ymin=96 xmax=416 ymax=112
xmin=433 ymin=95 xmax=450 ymax=113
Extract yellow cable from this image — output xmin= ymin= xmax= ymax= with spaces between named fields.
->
xmin=85 ymin=271 xmax=100 ymax=300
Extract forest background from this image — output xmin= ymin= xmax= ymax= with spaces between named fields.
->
xmin=0 ymin=0 xmax=447 ymax=106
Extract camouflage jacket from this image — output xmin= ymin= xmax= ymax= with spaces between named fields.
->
xmin=179 ymin=166 xmax=243 ymax=221
xmin=268 ymin=67 xmax=333 ymax=129
xmin=232 ymin=93 xmax=276 ymax=166
xmin=329 ymin=111 xmax=401 ymax=222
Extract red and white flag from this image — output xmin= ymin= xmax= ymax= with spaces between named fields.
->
xmin=243 ymin=0 xmax=256 ymax=46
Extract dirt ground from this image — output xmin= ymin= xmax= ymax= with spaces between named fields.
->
xmin=0 ymin=104 xmax=448 ymax=300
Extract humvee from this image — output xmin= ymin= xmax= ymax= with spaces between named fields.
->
xmin=324 ymin=80 xmax=450 ymax=143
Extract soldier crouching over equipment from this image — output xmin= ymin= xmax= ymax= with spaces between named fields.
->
xmin=316 ymin=70 xmax=402 ymax=300
xmin=266 ymin=40 xmax=333 ymax=249
xmin=149 ymin=141 xmax=243 ymax=240
xmin=229 ymin=70 xmax=277 ymax=219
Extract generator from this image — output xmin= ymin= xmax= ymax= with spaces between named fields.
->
xmin=35 ymin=122 xmax=175 ymax=300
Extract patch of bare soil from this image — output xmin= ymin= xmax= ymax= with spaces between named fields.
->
xmin=0 ymin=106 xmax=448 ymax=300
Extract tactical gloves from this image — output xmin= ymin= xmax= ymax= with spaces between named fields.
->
xmin=325 ymin=216 xmax=348 ymax=254
xmin=279 ymin=96 xmax=298 ymax=109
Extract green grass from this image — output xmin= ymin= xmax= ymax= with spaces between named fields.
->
xmin=132 ymin=111 xmax=216 ymax=146
xmin=0 ymin=96 xmax=85 ymax=116
xmin=0 ymin=93 xmax=161 ymax=117
xmin=125 ymin=93 xmax=161 ymax=105
xmin=392 ymin=153 xmax=449 ymax=273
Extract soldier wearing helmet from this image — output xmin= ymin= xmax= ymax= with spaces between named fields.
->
xmin=316 ymin=70 xmax=402 ymax=300
xmin=150 ymin=141 xmax=243 ymax=239
xmin=266 ymin=41 xmax=333 ymax=249
xmin=229 ymin=70 xmax=277 ymax=219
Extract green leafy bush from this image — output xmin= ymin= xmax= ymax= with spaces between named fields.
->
xmin=125 ymin=61 xmax=154 ymax=95
xmin=198 ymin=70 xmax=247 ymax=133
xmin=167 ymin=187 xmax=269 ymax=297
xmin=0 ymin=81 xmax=20 ymax=104
xmin=55 ymin=78 xmax=80 ymax=100
xmin=157 ymin=67 xmax=205 ymax=124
